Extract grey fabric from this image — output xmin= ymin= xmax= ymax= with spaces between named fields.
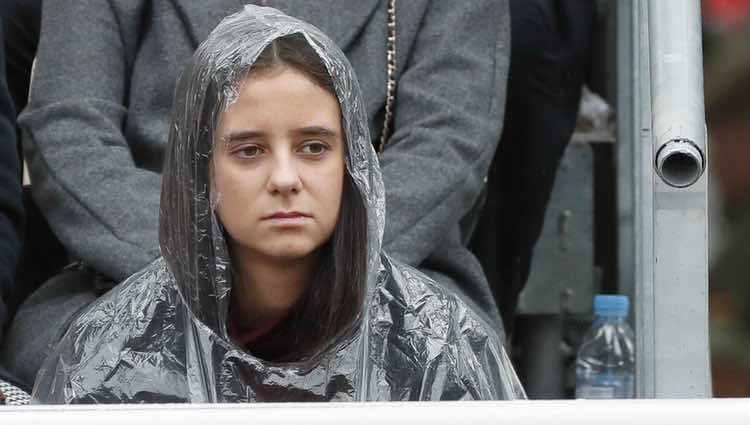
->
xmin=0 ymin=268 xmax=97 ymax=390
xmin=20 ymin=0 xmax=509 ymax=332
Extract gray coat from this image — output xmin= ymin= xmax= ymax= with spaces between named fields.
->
xmin=21 ymin=0 xmax=510 ymax=329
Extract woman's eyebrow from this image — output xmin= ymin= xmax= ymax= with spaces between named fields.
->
xmin=223 ymin=130 xmax=265 ymax=143
xmin=293 ymin=126 xmax=338 ymax=139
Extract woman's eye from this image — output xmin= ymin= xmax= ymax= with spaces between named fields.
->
xmin=235 ymin=145 xmax=263 ymax=158
xmin=300 ymin=142 xmax=328 ymax=156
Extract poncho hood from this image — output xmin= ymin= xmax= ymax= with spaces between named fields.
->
xmin=158 ymin=4 xmax=385 ymax=341
xmin=32 ymin=6 xmax=525 ymax=403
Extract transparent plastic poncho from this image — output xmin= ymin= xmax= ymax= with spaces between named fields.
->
xmin=31 ymin=5 xmax=525 ymax=403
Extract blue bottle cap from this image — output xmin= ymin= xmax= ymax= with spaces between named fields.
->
xmin=593 ymin=294 xmax=629 ymax=318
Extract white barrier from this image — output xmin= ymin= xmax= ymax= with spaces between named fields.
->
xmin=3 ymin=399 xmax=750 ymax=425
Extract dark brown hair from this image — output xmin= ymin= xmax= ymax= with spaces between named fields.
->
xmin=227 ymin=34 xmax=368 ymax=361
xmin=245 ymin=34 xmax=337 ymax=98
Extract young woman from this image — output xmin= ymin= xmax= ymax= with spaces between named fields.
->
xmin=32 ymin=6 xmax=524 ymax=403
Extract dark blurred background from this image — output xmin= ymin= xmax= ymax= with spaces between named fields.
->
xmin=702 ymin=0 xmax=750 ymax=397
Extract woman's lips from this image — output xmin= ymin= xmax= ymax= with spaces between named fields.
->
xmin=263 ymin=211 xmax=311 ymax=219
xmin=262 ymin=211 xmax=312 ymax=225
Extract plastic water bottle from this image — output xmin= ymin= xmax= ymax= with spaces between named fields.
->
xmin=575 ymin=295 xmax=635 ymax=399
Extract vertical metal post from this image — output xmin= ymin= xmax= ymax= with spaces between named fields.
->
xmin=616 ymin=0 xmax=636 ymax=315
xmin=633 ymin=0 xmax=655 ymax=398
xmin=626 ymin=0 xmax=711 ymax=398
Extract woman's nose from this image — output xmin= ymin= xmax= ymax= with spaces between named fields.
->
xmin=267 ymin=153 xmax=302 ymax=195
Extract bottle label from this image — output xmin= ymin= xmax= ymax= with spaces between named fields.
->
xmin=576 ymin=373 xmax=634 ymax=399
xmin=576 ymin=384 xmax=615 ymax=399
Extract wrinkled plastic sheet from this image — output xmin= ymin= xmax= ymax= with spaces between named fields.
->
xmin=32 ymin=5 xmax=526 ymax=403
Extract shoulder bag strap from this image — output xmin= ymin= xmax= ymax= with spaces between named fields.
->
xmin=377 ymin=0 xmax=397 ymax=153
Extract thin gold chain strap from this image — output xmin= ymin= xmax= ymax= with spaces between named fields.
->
xmin=378 ymin=0 xmax=397 ymax=154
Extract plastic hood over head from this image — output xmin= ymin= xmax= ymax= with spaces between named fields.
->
xmin=32 ymin=5 xmax=525 ymax=403
xmin=157 ymin=5 xmax=387 ymax=336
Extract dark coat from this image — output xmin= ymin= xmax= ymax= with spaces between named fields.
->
xmin=0 ymin=22 xmax=23 ymax=340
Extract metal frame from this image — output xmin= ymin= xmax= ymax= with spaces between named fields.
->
xmin=618 ymin=0 xmax=711 ymax=398
xmin=4 ymin=399 xmax=750 ymax=425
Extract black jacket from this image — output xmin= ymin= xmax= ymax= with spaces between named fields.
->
xmin=0 ymin=23 xmax=23 ymax=340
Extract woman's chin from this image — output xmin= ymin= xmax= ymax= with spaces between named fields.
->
xmin=260 ymin=241 xmax=322 ymax=262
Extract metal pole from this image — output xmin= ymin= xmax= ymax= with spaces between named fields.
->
xmin=632 ymin=0 xmax=655 ymax=398
xmin=637 ymin=0 xmax=711 ymax=398
xmin=649 ymin=0 xmax=707 ymax=186
xmin=616 ymin=0 xmax=635 ymax=318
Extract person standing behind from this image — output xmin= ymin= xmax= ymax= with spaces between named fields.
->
xmin=33 ymin=11 xmax=524 ymax=401
xmin=0 ymin=22 xmax=22 ymax=346
xmin=0 ymin=21 xmax=24 ymax=383
xmin=2 ymin=0 xmax=510 ymax=390
xmin=471 ymin=0 xmax=598 ymax=335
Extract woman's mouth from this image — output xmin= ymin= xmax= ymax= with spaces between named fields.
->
xmin=262 ymin=211 xmax=312 ymax=225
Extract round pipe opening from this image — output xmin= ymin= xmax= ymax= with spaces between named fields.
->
xmin=655 ymin=139 xmax=705 ymax=188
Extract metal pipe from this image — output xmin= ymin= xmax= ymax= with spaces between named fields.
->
xmin=641 ymin=0 xmax=711 ymax=398
xmin=654 ymin=139 xmax=704 ymax=187
xmin=648 ymin=0 xmax=706 ymax=188
xmin=615 ymin=0 xmax=636 ymax=320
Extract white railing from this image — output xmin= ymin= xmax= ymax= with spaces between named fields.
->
xmin=623 ymin=0 xmax=711 ymax=398
xmin=3 ymin=399 xmax=750 ymax=425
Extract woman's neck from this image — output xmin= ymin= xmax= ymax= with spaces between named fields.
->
xmin=230 ymin=249 xmax=319 ymax=332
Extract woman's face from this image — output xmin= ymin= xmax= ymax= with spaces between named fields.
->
xmin=213 ymin=67 xmax=345 ymax=263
